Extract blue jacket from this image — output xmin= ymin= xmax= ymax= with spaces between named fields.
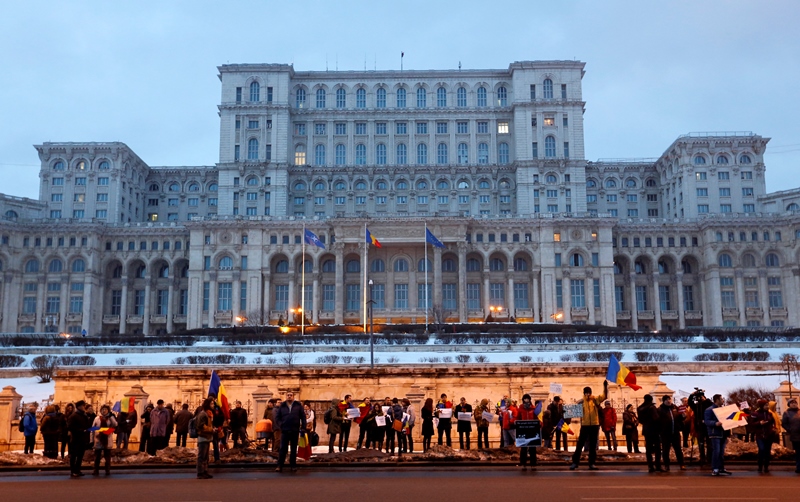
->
xmin=275 ymin=401 xmax=307 ymax=433
xmin=704 ymin=405 xmax=723 ymax=438
xmin=22 ymin=411 xmax=38 ymax=436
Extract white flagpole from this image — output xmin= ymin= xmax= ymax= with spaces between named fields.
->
xmin=301 ymin=222 xmax=306 ymax=336
xmin=363 ymin=222 xmax=368 ymax=332
xmin=425 ymin=222 xmax=429 ymax=330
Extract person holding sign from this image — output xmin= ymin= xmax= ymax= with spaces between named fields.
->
xmin=402 ymin=398 xmax=416 ymax=453
xmin=473 ymin=399 xmax=492 ymax=449
xmin=436 ymin=394 xmax=453 ymax=447
xmin=569 ymin=380 xmax=607 ymax=471
xmin=501 ymin=400 xmax=518 ymax=448
xmin=421 ymin=398 xmax=435 ymax=452
xmin=516 ymin=394 xmax=539 ymax=470
xmin=455 ymin=397 xmax=473 ymax=450
xmin=325 ymin=398 xmax=344 ymax=454
xmin=338 ymin=395 xmax=355 ymax=452
xmin=364 ymin=403 xmax=385 ymax=450
xmin=355 ymin=397 xmax=371 ymax=449
xmin=704 ymin=394 xmax=732 ymax=476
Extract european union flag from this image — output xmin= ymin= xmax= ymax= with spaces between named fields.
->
xmin=304 ymin=228 xmax=325 ymax=249
xmin=425 ymin=228 xmax=445 ymax=248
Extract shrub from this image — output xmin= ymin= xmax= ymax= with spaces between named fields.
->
xmin=634 ymin=352 xmax=677 ymax=362
xmin=171 ymin=355 xmax=246 ymax=365
xmin=251 ymin=357 xmax=262 ymax=365
xmin=456 ymin=354 xmax=471 ymax=363
xmin=442 ymin=356 xmax=453 ymax=363
xmin=341 ymin=356 xmax=353 ymax=364
xmin=386 ymin=356 xmax=399 ymax=363
xmin=314 ymin=355 xmax=340 ymax=364
xmin=694 ymin=351 xmax=770 ymax=362
xmin=264 ymin=357 xmax=277 ymax=365
xmin=115 ymin=357 xmax=131 ymax=366
xmin=59 ymin=356 xmax=96 ymax=366
xmin=0 ymin=355 xmax=25 ymax=368
xmin=30 ymin=355 xmax=59 ymax=383
xmin=519 ymin=355 xmax=533 ymax=363
xmin=355 ymin=357 xmax=366 ymax=364
xmin=475 ymin=355 xmax=489 ymax=363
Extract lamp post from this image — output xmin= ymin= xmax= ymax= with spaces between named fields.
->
xmin=368 ymin=279 xmax=375 ymax=369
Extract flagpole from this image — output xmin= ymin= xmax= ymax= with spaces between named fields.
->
xmin=425 ymin=222 xmax=429 ymax=331
xmin=363 ymin=222 xmax=368 ymax=332
xmin=301 ymin=222 xmax=305 ymax=336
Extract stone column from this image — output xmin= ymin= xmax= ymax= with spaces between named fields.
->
xmin=735 ymin=270 xmax=746 ymax=326
xmin=312 ymin=275 xmax=320 ymax=324
xmin=167 ymin=279 xmax=175 ymax=334
xmin=124 ymin=385 xmax=150 ymax=448
xmin=507 ymin=272 xmax=515 ymax=317
xmin=143 ymin=278 xmax=153 ymax=335
xmin=58 ymin=273 xmax=69 ymax=333
xmin=262 ymin=271 xmax=271 ymax=321
xmin=433 ymin=246 xmax=442 ymax=310
xmin=35 ymin=276 xmax=45 ymax=333
xmin=758 ymin=270 xmax=770 ymax=326
xmin=119 ymin=277 xmax=129 ymax=335
xmin=675 ymin=273 xmax=685 ymax=329
xmin=457 ymin=243 xmax=467 ymax=322
xmin=587 ymin=274 xmax=596 ymax=325
xmin=287 ymin=268 xmax=296 ymax=319
xmin=483 ymin=272 xmax=490 ymax=319
xmin=252 ymin=384 xmax=274 ymax=433
xmin=532 ymin=273 xmax=540 ymax=322
xmin=0 ymin=386 xmax=23 ymax=451
xmin=629 ymin=276 xmax=638 ymax=330
xmin=0 ymin=273 xmax=10 ymax=333
xmin=232 ymin=273 xmax=241 ymax=318
xmin=652 ymin=273 xmax=662 ymax=331
xmin=82 ymin=273 xmax=97 ymax=336
xmin=334 ymin=244 xmax=344 ymax=324
xmin=562 ymin=274 xmax=572 ymax=324
xmin=705 ymin=269 xmax=721 ymax=326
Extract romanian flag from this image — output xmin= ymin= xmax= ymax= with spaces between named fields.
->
xmin=557 ymin=418 xmax=574 ymax=435
xmin=112 ymin=396 xmax=135 ymax=414
xmin=366 ymin=228 xmax=381 ymax=248
xmin=208 ymin=370 xmax=230 ymax=420
xmin=89 ymin=426 xmax=115 ymax=435
xmin=534 ymin=401 xmax=543 ymax=421
xmin=727 ymin=411 xmax=747 ymax=421
xmin=606 ymin=354 xmax=642 ymax=391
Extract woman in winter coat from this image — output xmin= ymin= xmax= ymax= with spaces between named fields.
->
xmin=139 ymin=403 xmax=153 ymax=453
xmin=40 ymin=405 xmax=61 ymax=459
xmin=748 ymin=398 xmax=777 ymax=473
xmin=402 ymin=398 xmax=416 ymax=453
xmin=781 ymin=398 xmax=800 ymax=474
xmin=421 ymin=398 xmax=435 ymax=452
xmin=59 ymin=403 xmax=74 ymax=459
xmin=473 ymin=399 xmax=491 ymax=449
xmin=326 ymin=398 xmax=343 ymax=454
xmin=622 ymin=404 xmax=641 ymax=453
xmin=365 ymin=403 xmax=384 ymax=450
xmin=91 ymin=404 xmax=118 ymax=475
xmin=21 ymin=404 xmax=38 ymax=454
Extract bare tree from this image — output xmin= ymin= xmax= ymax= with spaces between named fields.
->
xmin=245 ymin=309 xmax=271 ymax=336
xmin=782 ymin=354 xmax=800 ymax=399
xmin=428 ymin=304 xmax=454 ymax=332
xmin=280 ymin=334 xmax=299 ymax=367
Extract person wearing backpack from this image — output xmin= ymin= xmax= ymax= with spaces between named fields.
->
xmin=21 ymin=404 xmax=38 ymax=454
xmin=40 ymin=405 xmax=60 ymax=458
xmin=91 ymin=404 xmax=118 ymax=475
xmin=325 ymin=398 xmax=343 ymax=454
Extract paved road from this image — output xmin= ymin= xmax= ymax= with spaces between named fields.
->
xmin=1 ymin=466 xmax=798 ymax=501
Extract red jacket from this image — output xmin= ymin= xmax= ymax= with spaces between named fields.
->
xmin=355 ymin=402 xmax=370 ymax=425
xmin=517 ymin=404 xmax=539 ymax=421
xmin=502 ymin=406 xmax=518 ymax=430
xmin=601 ymin=407 xmax=617 ymax=432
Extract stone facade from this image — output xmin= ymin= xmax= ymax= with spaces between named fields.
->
xmin=0 ymin=60 xmax=799 ymax=335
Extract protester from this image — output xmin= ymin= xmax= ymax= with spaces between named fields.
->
xmin=688 ymin=389 xmax=712 ymax=464
xmin=304 ymin=401 xmax=315 ymax=432
xmin=365 ymin=402 xmax=385 ymax=450
xmin=748 ymin=398 xmax=777 ymax=473
xmin=436 ymin=393 xmax=453 ymax=447
xmin=325 ymin=397 xmax=343 ymax=454
xmin=116 ymin=406 xmax=136 ymax=450
xmin=601 ymin=401 xmax=617 ymax=451
xmin=91 ymin=404 xmax=117 ymax=476
xmin=421 ymin=398 xmax=435 ymax=452
xmin=84 ymin=404 xmax=96 ymax=449
xmin=390 ymin=398 xmax=405 ymax=455
xmin=355 ymin=397 xmax=371 ymax=449
xmin=541 ymin=409 xmax=554 ymax=448
xmin=658 ymin=395 xmax=686 ymax=471
xmin=678 ymin=397 xmax=691 ymax=448
xmin=704 ymin=394 xmax=731 ymax=476
xmin=40 ymin=405 xmax=60 ymax=458
xmin=570 ymin=380 xmax=607 ymax=470
xmin=474 ymin=398 xmax=491 ymax=449
xmin=402 ymin=398 xmax=416 ymax=453
xmin=781 ymin=398 xmax=800 ymax=474
xmin=496 ymin=394 xmax=510 ymax=447
xmin=622 ymin=404 xmax=641 ymax=453
xmin=638 ymin=394 xmax=662 ymax=472
xmin=228 ymin=400 xmax=248 ymax=448
xmin=139 ymin=403 xmax=153 ymax=453
xmin=60 ymin=403 xmax=74 ymax=459
xmin=149 ymin=399 xmax=170 ymax=454
xmin=516 ymin=394 xmax=538 ymax=470
xmin=275 ymin=391 xmax=306 ymax=472
xmin=164 ymin=403 xmax=175 ymax=446
xmin=67 ymin=400 xmax=91 ymax=477
xmin=210 ymin=396 xmax=226 ymax=459
xmin=268 ymin=398 xmax=281 ymax=453
xmin=548 ymin=396 xmax=567 ymax=451
xmin=338 ymin=395 xmax=355 ymax=452
xmin=21 ymin=404 xmax=38 ymax=454
xmin=196 ymin=397 xmax=215 ymax=479
xmin=381 ymin=397 xmax=396 ymax=454
xmin=174 ymin=404 xmax=192 ymax=447
xmin=455 ymin=397 xmax=472 ymax=450
xmin=501 ymin=399 xmax=518 ymax=449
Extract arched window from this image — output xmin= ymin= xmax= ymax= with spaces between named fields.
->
xmin=693 ymin=155 xmax=706 ymax=165
xmin=457 ymin=143 xmax=469 ymax=164
xmin=437 ymin=86 xmax=447 ymax=107
xmin=497 ymin=86 xmax=507 ymax=106
xmin=543 ymin=79 xmax=553 ymax=99
xmin=355 ymin=144 xmax=366 ymax=165
xmin=417 ymin=143 xmax=428 ymax=165
xmin=587 ymin=179 xmax=597 ymax=188
xmin=355 ymin=181 xmax=367 ymax=190
xmin=159 ymin=265 xmax=169 ymax=278
xmin=148 ymin=183 xmax=160 ymax=192
xmin=478 ymin=143 xmax=489 ymax=164
xmin=376 ymin=144 xmax=387 ymax=165
xmin=314 ymin=181 xmax=326 ymax=191
xmin=626 ymin=179 xmax=637 ymax=188
xmin=514 ymin=257 xmax=529 ymax=271
xmin=457 ymin=86 xmax=467 ymax=107
xmin=437 ymin=180 xmax=449 ymax=190
xmin=605 ymin=179 xmax=617 ymax=189
xmin=765 ymin=253 xmax=780 ymax=267
xmin=294 ymin=181 xmax=306 ymax=191
xmin=477 ymin=86 xmax=487 ymax=107
xmin=418 ymin=258 xmax=432 ymax=272
xmin=458 ymin=180 xmax=470 ymax=190
xmin=614 ymin=262 xmax=623 ymax=274
xmin=396 ymin=143 xmax=407 ymax=165
xmin=437 ymin=143 xmax=448 ymax=164
xmin=787 ymin=203 xmax=799 ymax=211
xmin=739 ymin=154 xmax=752 ymax=164
xmin=315 ymin=144 xmax=326 ymax=165
xmin=335 ymin=180 xmax=347 ymax=190
xmin=356 ymin=88 xmax=366 ymax=108
xmin=112 ymin=265 xmax=122 ymax=278
xmin=546 ymin=174 xmax=558 ymax=184
xmin=135 ymin=265 xmax=147 ymax=278
xmin=53 ymin=160 xmax=65 ymax=170
xmin=396 ymin=180 xmax=408 ymax=190
xmin=479 ymin=179 xmax=491 ymax=189
xmin=181 ymin=265 xmax=189 ymax=278
xmin=681 ymin=260 xmax=693 ymax=274
xmin=322 ymin=260 xmax=335 ymax=273
xmin=545 ymin=136 xmax=556 ymax=158
xmin=396 ymin=87 xmax=406 ymax=108
xmin=48 ymin=259 xmax=63 ymax=273
xmin=316 ymin=88 xmax=326 ymax=108
xmin=219 ymin=256 xmax=233 ymax=269
xmin=442 ymin=258 xmax=457 ymax=272
xmin=346 ymin=260 xmax=360 ymax=273
xmin=658 ymin=260 xmax=669 ymax=274
xmin=634 ymin=261 xmax=646 ymax=275
xmin=336 ymin=88 xmax=346 ymax=108
xmin=371 ymin=259 xmax=385 ymax=272
xmin=498 ymin=143 xmax=509 ymax=164
xmin=249 ymin=81 xmax=260 ymax=102
xmin=71 ymin=259 xmax=86 ymax=273
xmin=275 ymin=260 xmax=289 ymax=273
xmin=394 ymin=258 xmax=409 ymax=272
xmin=466 ymin=258 xmax=481 ymax=272
xmin=416 ymin=87 xmax=427 ymax=108
xmin=294 ymin=145 xmax=306 ymax=165
xmin=571 ymin=254 xmax=584 ymax=267
xmin=209 ymin=183 xmax=218 ymax=192
xmin=742 ymin=254 xmax=756 ymax=267
xmin=646 ymin=178 xmax=657 ymax=187
xmin=335 ymin=144 xmax=346 ymax=165
xmin=247 ymin=138 xmax=259 ymax=160
xmin=716 ymin=155 xmax=729 ymax=164
xmin=376 ymin=181 xmax=387 ymax=190
xmin=718 ymin=253 xmax=733 ymax=268
xmin=295 ymin=88 xmax=306 ymax=108
xmin=99 ymin=161 xmax=109 ymax=170
xmin=416 ymin=180 xmax=428 ymax=190
xmin=5 ymin=210 xmax=18 ymax=219
xmin=490 ymin=258 xmax=505 ymax=271
xmin=169 ymin=182 xmax=180 ymax=192
xmin=376 ymin=87 xmax=386 ymax=108
xmin=246 ymin=177 xmax=259 ymax=186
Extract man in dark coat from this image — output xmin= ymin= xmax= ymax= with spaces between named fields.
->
xmin=548 ymin=396 xmax=566 ymax=450
xmin=274 ymin=391 xmax=307 ymax=472
xmin=229 ymin=400 xmax=249 ymax=448
xmin=638 ymin=394 xmax=662 ymax=472
xmin=455 ymin=397 xmax=473 ymax=450
xmin=658 ymin=395 xmax=686 ymax=471
xmin=67 ymin=400 xmax=91 ymax=477
xmin=173 ymin=404 xmax=193 ymax=447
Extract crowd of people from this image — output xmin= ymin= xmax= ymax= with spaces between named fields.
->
xmin=16 ymin=386 xmax=800 ymax=479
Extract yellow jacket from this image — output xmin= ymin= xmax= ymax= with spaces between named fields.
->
xmin=581 ymin=391 xmax=607 ymax=426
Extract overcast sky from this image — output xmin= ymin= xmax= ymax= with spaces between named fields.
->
xmin=1 ymin=1 xmax=798 ymax=200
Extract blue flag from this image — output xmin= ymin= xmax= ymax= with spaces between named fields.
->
xmin=425 ymin=228 xmax=445 ymax=248
xmin=304 ymin=228 xmax=325 ymax=249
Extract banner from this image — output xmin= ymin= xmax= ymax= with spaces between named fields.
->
xmin=481 ymin=411 xmax=495 ymax=423
xmin=375 ymin=415 xmax=386 ymax=427
xmin=438 ymin=408 xmax=453 ymax=419
xmin=549 ymin=383 xmax=563 ymax=394
xmin=515 ymin=420 xmax=542 ymax=447
xmin=563 ymin=403 xmax=583 ymax=418
xmin=713 ymin=404 xmax=746 ymax=431
xmin=346 ymin=408 xmax=361 ymax=419
xmin=458 ymin=412 xmax=472 ymax=421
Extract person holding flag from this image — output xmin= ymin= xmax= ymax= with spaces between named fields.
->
xmin=569 ymin=380 xmax=608 ymax=470
xmin=208 ymin=370 xmax=230 ymax=462
xmin=90 ymin=404 xmax=117 ymax=476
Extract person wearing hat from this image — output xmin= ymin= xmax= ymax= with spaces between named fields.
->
xmin=748 ymin=398 xmax=777 ymax=473
xmin=569 ymin=380 xmax=608 ymax=470
xmin=658 ymin=395 xmax=686 ymax=471
xmin=781 ymin=398 xmax=800 ymax=473
xmin=638 ymin=394 xmax=662 ymax=472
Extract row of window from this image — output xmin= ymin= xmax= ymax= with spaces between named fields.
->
xmin=50 ymin=160 xmax=110 ymax=171
xmin=293 ymin=85 xmax=512 ymax=110
xmin=587 ymin=178 xmax=658 ymax=189
xmin=292 ymin=119 xmax=504 ymax=136
xmin=697 ymin=204 xmax=756 ymax=214
xmin=693 ymin=154 xmax=752 ymax=165
xmin=50 ymin=176 xmax=110 ymax=186
xmin=291 ymin=142 xmax=512 ymax=166
xmin=694 ymin=170 xmax=754 ymax=181
xmin=614 ymin=284 xmax=698 ymax=313
xmin=8 ymin=235 xmax=87 ymax=248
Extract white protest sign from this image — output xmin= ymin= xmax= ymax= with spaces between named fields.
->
xmin=739 ymin=401 xmax=750 ymax=410
xmin=402 ymin=413 xmax=410 ymax=423
xmin=382 ymin=406 xmax=391 ymax=415
xmin=481 ymin=411 xmax=495 ymax=423
xmin=550 ymin=383 xmax=563 ymax=394
xmin=563 ymin=403 xmax=583 ymax=419
xmin=458 ymin=412 xmax=472 ymax=421
xmin=713 ymin=404 xmax=745 ymax=431
xmin=438 ymin=408 xmax=453 ymax=419
xmin=346 ymin=408 xmax=361 ymax=419
xmin=375 ymin=415 xmax=386 ymax=427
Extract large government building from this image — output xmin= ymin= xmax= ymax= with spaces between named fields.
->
xmin=1 ymin=60 xmax=799 ymax=336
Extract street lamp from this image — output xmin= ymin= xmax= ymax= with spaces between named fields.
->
xmin=551 ymin=312 xmax=564 ymax=323
xmin=368 ymin=280 xmax=375 ymax=369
